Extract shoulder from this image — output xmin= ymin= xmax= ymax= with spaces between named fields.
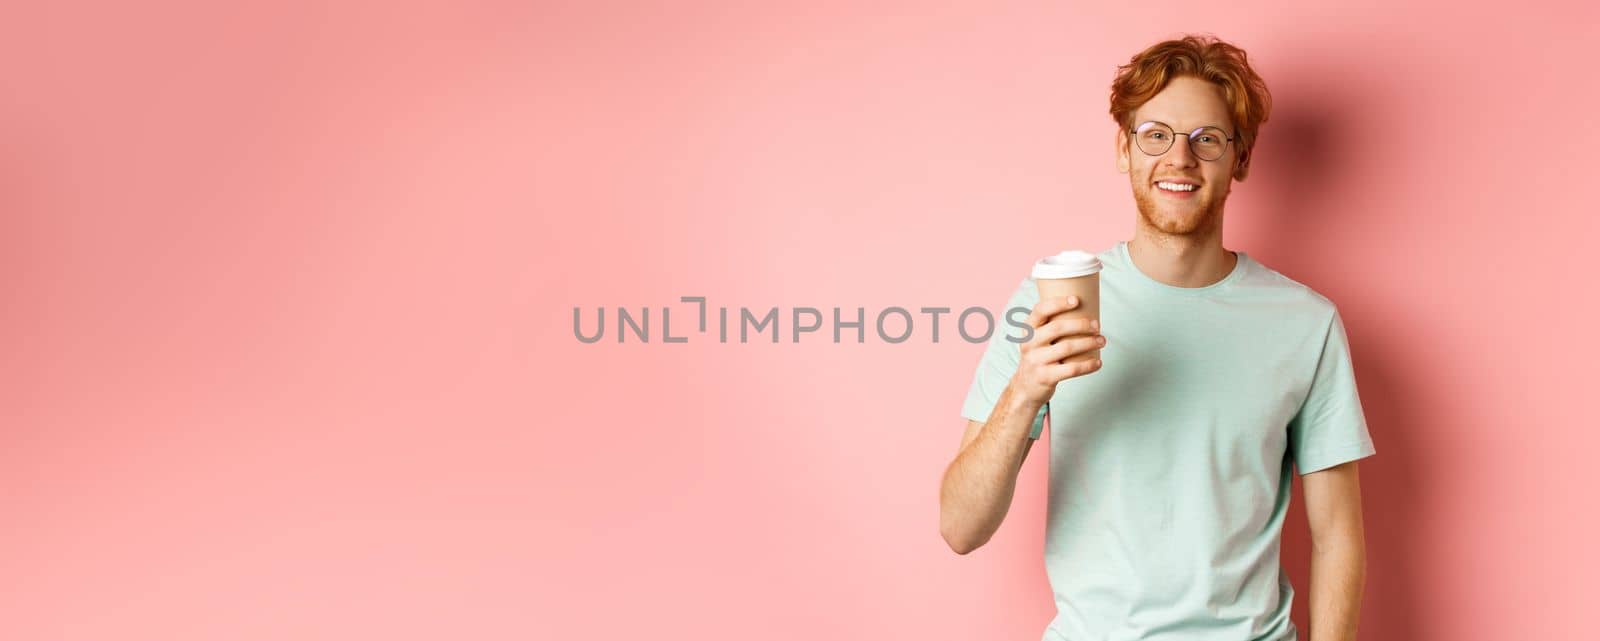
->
xmin=1236 ymin=253 xmax=1341 ymax=318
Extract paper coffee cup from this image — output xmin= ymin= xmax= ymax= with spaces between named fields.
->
xmin=1031 ymin=250 xmax=1102 ymax=365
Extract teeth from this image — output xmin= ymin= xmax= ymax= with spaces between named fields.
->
xmin=1157 ymin=182 xmax=1197 ymax=192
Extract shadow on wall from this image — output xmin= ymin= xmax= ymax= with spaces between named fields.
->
xmin=1248 ymin=54 xmax=1430 ymax=641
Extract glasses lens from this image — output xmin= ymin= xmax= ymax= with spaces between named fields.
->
xmin=1133 ymin=122 xmax=1173 ymax=155
xmin=1190 ymin=127 xmax=1228 ymax=161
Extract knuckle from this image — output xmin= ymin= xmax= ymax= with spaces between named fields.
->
xmin=1064 ymin=336 xmax=1083 ymax=352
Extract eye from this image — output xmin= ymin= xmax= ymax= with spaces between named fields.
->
xmin=1150 ymin=132 xmax=1168 ymax=140
xmin=1196 ymin=134 xmax=1216 ymax=143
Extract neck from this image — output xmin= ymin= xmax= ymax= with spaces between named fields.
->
xmin=1126 ymin=227 xmax=1238 ymax=289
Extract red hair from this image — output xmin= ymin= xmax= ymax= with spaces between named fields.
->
xmin=1109 ymin=34 xmax=1272 ymax=167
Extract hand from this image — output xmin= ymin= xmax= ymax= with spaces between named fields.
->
xmin=1011 ymin=295 xmax=1105 ymax=405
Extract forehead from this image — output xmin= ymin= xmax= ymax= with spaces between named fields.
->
xmin=1133 ymin=76 xmax=1232 ymax=131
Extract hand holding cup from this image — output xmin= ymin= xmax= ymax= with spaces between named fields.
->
xmin=1011 ymin=249 xmax=1105 ymax=405
xmin=1013 ymin=294 xmax=1105 ymax=405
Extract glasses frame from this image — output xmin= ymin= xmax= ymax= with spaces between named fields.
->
xmin=1128 ymin=121 xmax=1236 ymax=162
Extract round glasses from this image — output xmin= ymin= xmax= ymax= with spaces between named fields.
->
xmin=1129 ymin=121 xmax=1235 ymax=162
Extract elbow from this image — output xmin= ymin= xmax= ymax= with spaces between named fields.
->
xmin=939 ymin=517 xmax=983 ymax=555
xmin=943 ymin=533 xmax=971 ymax=555
xmin=943 ymin=531 xmax=976 ymax=555
xmin=938 ymin=469 xmax=988 ymax=555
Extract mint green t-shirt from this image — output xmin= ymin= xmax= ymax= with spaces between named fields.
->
xmin=960 ymin=241 xmax=1376 ymax=641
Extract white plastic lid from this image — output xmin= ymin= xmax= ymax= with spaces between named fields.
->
xmin=1031 ymin=250 xmax=1102 ymax=279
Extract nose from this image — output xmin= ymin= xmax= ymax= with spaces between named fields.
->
xmin=1162 ymin=134 xmax=1199 ymax=168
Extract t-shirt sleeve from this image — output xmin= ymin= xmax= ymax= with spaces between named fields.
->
xmin=960 ymin=277 xmax=1048 ymax=440
xmin=1287 ymin=308 xmax=1377 ymax=474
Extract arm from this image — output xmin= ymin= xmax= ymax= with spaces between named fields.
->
xmin=1302 ymin=460 xmax=1368 ymax=641
xmin=938 ymin=383 xmax=1042 ymax=555
xmin=940 ymin=295 xmax=1103 ymax=555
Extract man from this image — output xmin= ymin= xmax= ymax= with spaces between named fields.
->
xmin=939 ymin=35 xmax=1375 ymax=641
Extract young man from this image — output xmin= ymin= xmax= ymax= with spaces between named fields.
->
xmin=939 ymin=35 xmax=1375 ymax=641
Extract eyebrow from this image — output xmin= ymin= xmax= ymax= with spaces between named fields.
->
xmin=1136 ymin=120 xmax=1234 ymax=135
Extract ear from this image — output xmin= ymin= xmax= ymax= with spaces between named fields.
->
xmin=1116 ymin=128 xmax=1130 ymax=174
xmin=1233 ymin=148 xmax=1251 ymax=181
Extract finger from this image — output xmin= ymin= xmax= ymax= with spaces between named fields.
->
xmin=1027 ymin=296 xmax=1081 ymax=327
xmin=1034 ymin=316 xmax=1100 ymax=346
xmin=1040 ymin=295 xmax=1081 ymax=318
xmin=1044 ymin=356 xmax=1102 ymax=381
xmin=1039 ymin=334 xmax=1104 ymax=362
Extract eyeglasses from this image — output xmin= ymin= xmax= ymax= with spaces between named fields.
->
xmin=1129 ymin=121 xmax=1236 ymax=162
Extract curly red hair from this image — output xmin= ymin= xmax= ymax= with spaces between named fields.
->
xmin=1109 ymin=34 xmax=1272 ymax=169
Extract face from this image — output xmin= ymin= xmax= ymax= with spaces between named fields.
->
xmin=1116 ymin=75 xmax=1250 ymax=237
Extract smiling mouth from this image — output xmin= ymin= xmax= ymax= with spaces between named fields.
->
xmin=1155 ymin=181 xmax=1199 ymax=197
xmin=1152 ymin=179 xmax=1203 ymax=192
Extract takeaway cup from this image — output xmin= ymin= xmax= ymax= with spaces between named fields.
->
xmin=1031 ymin=250 xmax=1102 ymax=365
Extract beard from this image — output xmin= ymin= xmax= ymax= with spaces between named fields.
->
xmin=1132 ymin=180 xmax=1226 ymax=237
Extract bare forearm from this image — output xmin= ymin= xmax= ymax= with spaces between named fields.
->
xmin=1308 ymin=539 xmax=1366 ymax=641
xmin=939 ymin=383 xmax=1039 ymax=554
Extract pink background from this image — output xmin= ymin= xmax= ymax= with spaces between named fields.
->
xmin=5 ymin=1 xmax=1597 ymax=639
